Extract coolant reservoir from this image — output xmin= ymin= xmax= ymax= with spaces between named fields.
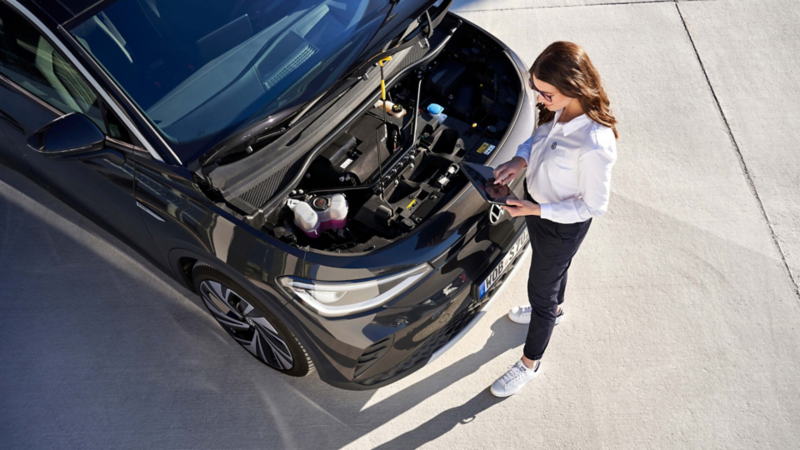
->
xmin=311 ymin=196 xmax=332 ymax=230
xmin=329 ymin=194 xmax=348 ymax=229
xmin=310 ymin=194 xmax=348 ymax=231
xmin=287 ymin=200 xmax=320 ymax=238
xmin=374 ymin=100 xmax=407 ymax=119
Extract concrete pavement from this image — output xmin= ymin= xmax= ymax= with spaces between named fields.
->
xmin=1 ymin=0 xmax=799 ymax=448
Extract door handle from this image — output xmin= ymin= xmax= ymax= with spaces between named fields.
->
xmin=136 ymin=201 xmax=165 ymax=222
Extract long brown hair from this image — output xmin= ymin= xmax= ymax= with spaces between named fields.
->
xmin=530 ymin=41 xmax=618 ymax=139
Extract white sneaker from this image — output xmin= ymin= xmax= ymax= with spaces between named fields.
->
xmin=508 ymin=306 xmax=564 ymax=325
xmin=490 ymin=360 xmax=541 ymax=397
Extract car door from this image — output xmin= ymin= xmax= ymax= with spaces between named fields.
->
xmin=0 ymin=2 xmax=156 ymax=257
xmin=0 ymin=83 xmax=34 ymax=178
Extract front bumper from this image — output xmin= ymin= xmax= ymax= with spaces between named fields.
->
xmin=283 ymin=216 xmax=530 ymax=390
xmin=351 ymin=221 xmax=531 ymax=388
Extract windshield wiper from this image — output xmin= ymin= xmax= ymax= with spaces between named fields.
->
xmin=199 ymin=77 xmax=361 ymax=169
xmin=275 ymin=2 xmax=433 ymax=129
xmin=348 ymin=4 xmax=440 ymax=81
xmin=286 ymin=77 xmax=361 ymax=128
xmin=199 ymin=0 xmax=452 ymax=170
xmin=198 ymin=107 xmax=299 ymax=168
xmin=284 ymin=1 xmax=450 ymax=129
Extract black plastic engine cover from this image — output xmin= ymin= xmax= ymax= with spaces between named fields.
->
xmin=318 ymin=134 xmax=359 ymax=175
xmin=425 ymin=60 xmax=466 ymax=98
xmin=343 ymin=115 xmax=392 ymax=184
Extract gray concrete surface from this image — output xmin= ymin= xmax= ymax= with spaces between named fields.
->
xmin=677 ymin=0 xmax=800 ymax=291
xmin=2 ymin=0 xmax=799 ymax=448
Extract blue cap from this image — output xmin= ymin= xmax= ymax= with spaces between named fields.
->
xmin=427 ymin=103 xmax=444 ymax=114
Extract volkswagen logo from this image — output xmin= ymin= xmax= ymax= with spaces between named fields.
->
xmin=489 ymin=204 xmax=504 ymax=225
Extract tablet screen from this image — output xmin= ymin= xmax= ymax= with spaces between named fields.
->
xmin=461 ymin=162 xmax=518 ymax=205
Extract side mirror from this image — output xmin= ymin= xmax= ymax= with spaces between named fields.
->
xmin=26 ymin=113 xmax=124 ymax=165
xmin=27 ymin=112 xmax=105 ymax=156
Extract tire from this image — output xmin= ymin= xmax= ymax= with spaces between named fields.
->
xmin=192 ymin=263 xmax=314 ymax=377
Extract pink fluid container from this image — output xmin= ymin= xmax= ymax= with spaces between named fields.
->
xmin=310 ymin=194 xmax=348 ymax=231
xmin=311 ymin=196 xmax=334 ymax=231
xmin=291 ymin=195 xmax=349 ymax=237
xmin=329 ymin=194 xmax=348 ymax=229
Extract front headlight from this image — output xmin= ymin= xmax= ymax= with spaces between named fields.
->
xmin=278 ymin=264 xmax=433 ymax=317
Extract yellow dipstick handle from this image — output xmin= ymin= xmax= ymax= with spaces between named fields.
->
xmin=379 ymin=56 xmax=393 ymax=101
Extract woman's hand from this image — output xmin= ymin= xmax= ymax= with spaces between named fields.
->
xmin=503 ymin=199 xmax=541 ymax=217
xmin=493 ymin=156 xmax=527 ymax=186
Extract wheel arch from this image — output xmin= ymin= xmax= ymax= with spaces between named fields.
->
xmin=165 ymin=246 xmax=327 ymax=377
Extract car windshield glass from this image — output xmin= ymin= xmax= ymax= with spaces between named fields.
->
xmin=71 ymin=0 xmax=389 ymax=163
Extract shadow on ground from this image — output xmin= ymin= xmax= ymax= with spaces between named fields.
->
xmin=0 ymin=165 xmax=521 ymax=449
xmin=2 ymin=158 xmax=797 ymax=449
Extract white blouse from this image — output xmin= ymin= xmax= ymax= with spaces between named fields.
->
xmin=515 ymin=109 xmax=617 ymax=224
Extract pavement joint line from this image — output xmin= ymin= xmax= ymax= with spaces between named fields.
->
xmin=454 ymin=0 xmax=690 ymax=14
xmin=674 ymin=2 xmax=800 ymax=300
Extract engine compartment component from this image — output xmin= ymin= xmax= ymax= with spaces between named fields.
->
xmin=264 ymin=19 xmax=522 ymax=253
xmin=287 ymin=199 xmax=322 ymax=239
xmin=426 ymin=61 xmax=466 ymax=98
xmin=374 ymin=100 xmax=407 ymax=119
xmin=307 ymin=114 xmax=397 ymax=187
xmin=287 ymin=194 xmax=349 ymax=239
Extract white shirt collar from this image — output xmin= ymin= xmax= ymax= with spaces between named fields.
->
xmin=554 ymin=109 xmax=592 ymax=137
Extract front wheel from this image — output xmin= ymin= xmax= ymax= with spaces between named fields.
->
xmin=193 ymin=264 xmax=313 ymax=377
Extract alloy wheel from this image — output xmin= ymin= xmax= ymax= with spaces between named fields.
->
xmin=199 ymin=280 xmax=294 ymax=370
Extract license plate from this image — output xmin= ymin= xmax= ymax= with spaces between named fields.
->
xmin=478 ymin=228 xmax=530 ymax=299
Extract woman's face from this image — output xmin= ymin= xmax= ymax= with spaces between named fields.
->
xmin=531 ymin=76 xmax=574 ymax=111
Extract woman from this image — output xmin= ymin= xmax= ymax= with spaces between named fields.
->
xmin=489 ymin=41 xmax=618 ymax=397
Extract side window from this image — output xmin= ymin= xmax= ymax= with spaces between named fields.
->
xmin=103 ymin=102 xmax=135 ymax=144
xmin=0 ymin=3 xmax=107 ymax=133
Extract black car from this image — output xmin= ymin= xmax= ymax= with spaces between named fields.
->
xmin=0 ymin=0 xmax=535 ymax=389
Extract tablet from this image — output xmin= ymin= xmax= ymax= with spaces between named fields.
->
xmin=460 ymin=161 xmax=518 ymax=205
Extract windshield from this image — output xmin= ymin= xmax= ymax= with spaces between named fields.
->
xmin=71 ymin=0 xmax=389 ymax=163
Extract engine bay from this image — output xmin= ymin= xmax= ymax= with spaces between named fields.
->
xmin=264 ymin=22 xmax=522 ymax=253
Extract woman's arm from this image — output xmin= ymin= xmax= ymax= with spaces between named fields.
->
xmin=493 ymin=135 xmax=534 ymax=185
xmin=493 ymin=125 xmax=550 ymax=185
xmin=515 ymin=134 xmax=535 ymax=162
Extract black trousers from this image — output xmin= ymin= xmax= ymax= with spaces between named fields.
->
xmin=523 ymin=191 xmax=591 ymax=361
